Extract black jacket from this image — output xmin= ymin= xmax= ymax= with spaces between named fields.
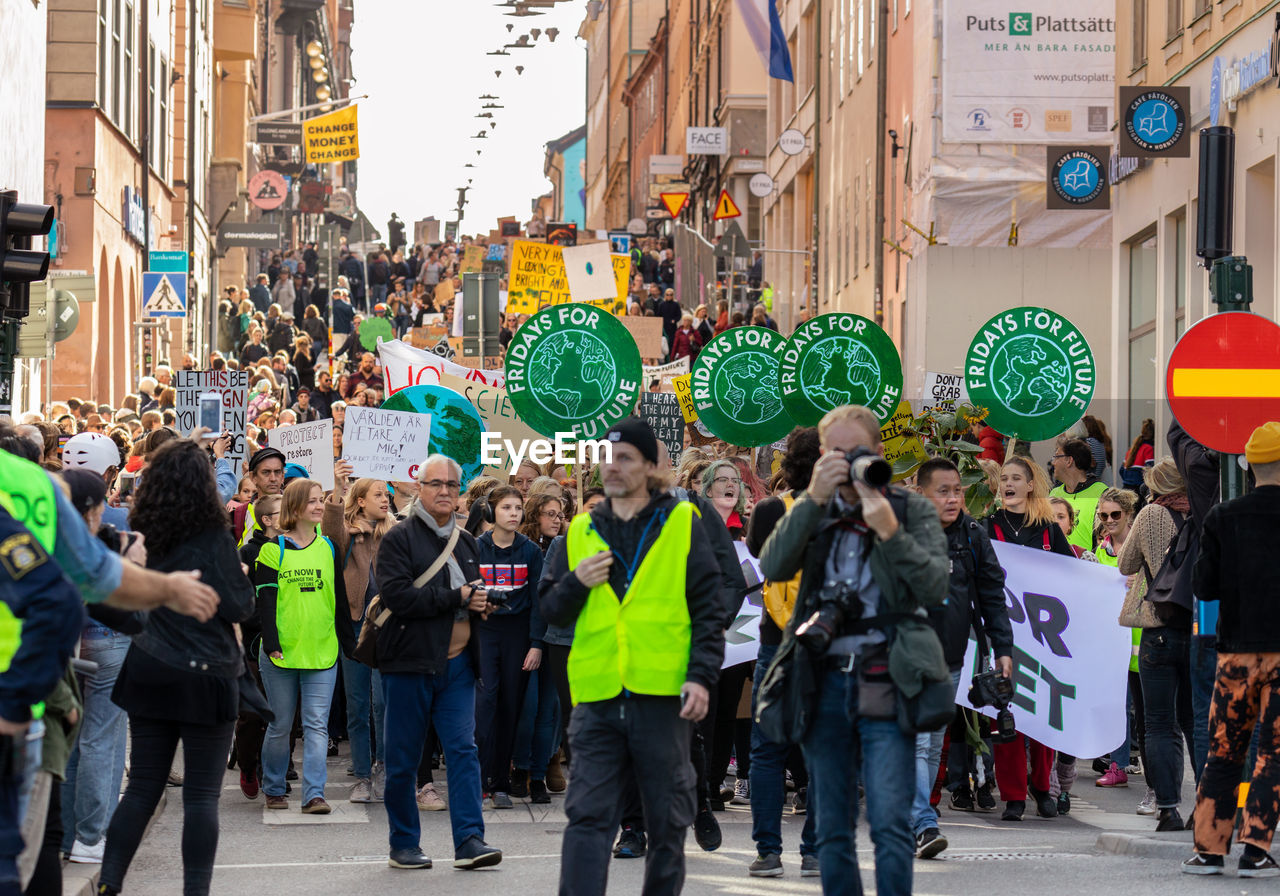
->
xmin=673 ymin=488 xmax=749 ymax=628
xmin=132 ymin=529 xmax=254 ymax=678
xmin=540 ymin=491 xmax=724 ymax=691
xmin=933 ymin=514 xmax=1013 ymax=669
xmin=374 ymin=514 xmax=483 ymax=676
xmin=1193 ymin=484 xmax=1280 ymax=653
xmin=1168 ymin=419 xmax=1221 ymax=527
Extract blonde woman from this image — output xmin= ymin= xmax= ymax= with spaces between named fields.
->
xmin=323 ymin=468 xmax=394 ymax=803
xmin=985 ymin=456 xmax=1074 ymax=821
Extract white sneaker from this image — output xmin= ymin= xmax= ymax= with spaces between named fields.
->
xmin=69 ymin=838 xmax=105 ymax=864
xmin=1125 ymin=763 xmax=1142 ymax=776
xmin=1137 ymin=788 xmax=1157 ymax=816
xmin=731 ymin=779 xmax=750 ymax=805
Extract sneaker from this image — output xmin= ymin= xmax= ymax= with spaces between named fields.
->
xmin=1156 ymin=807 xmax=1184 ymax=831
xmin=265 ymin=794 xmax=288 ymax=810
xmin=454 ymin=835 xmax=502 ymax=870
xmin=791 ymin=786 xmax=807 ymax=815
xmin=1096 ymin=762 xmax=1128 ymax=787
xmin=327 ymin=737 xmax=339 ymax=757
xmin=1092 ymin=757 xmax=1111 ymax=775
xmin=510 ymin=768 xmax=530 ymax=799
xmin=490 ymin=791 xmax=513 ymax=810
xmin=1180 ymin=853 xmax=1224 ymax=875
xmin=417 ymin=784 xmax=446 ymax=811
xmin=349 ymin=778 xmax=373 ymax=803
xmin=720 ymin=783 xmax=735 ymax=802
xmin=694 ymin=806 xmax=722 ymax=851
xmin=1238 ymin=852 xmax=1280 ymax=878
xmin=1057 ymin=792 xmax=1071 ymax=815
xmin=732 ymin=779 xmax=751 ymax=806
xmin=68 ymin=838 xmax=105 ymax=864
xmin=749 ymin=853 xmax=784 ymax=877
xmin=949 ymin=787 xmax=975 ymax=812
xmin=388 ymin=847 xmax=432 ymax=870
xmin=530 ymin=779 xmax=551 ymax=805
xmin=302 ymin=797 xmax=331 ymax=814
xmin=915 ymin=828 xmax=948 ymax=859
xmin=166 ymin=770 xmax=184 ymax=787
xmin=613 ymin=825 xmax=647 ymax=858
xmin=286 ymin=765 xmax=299 ymax=781
xmin=976 ymin=783 xmax=996 ymax=811
xmin=1002 ymin=800 xmax=1025 ymax=821
xmin=372 ymin=761 xmax=385 ymax=802
xmin=1137 ymin=788 xmax=1157 ymax=815
xmin=546 ymin=753 xmax=567 ymax=793
xmin=1125 ymin=763 xmax=1142 ymax=776
xmin=800 ymin=855 xmax=820 ymax=877
xmin=240 ymin=770 xmax=260 ymax=800
xmin=1029 ymin=786 xmax=1058 ymax=818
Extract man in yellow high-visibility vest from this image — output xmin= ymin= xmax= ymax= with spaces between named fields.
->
xmin=542 ymin=418 xmax=723 ymax=896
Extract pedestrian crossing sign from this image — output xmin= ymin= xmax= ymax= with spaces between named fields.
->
xmin=142 ymin=271 xmax=187 ymax=318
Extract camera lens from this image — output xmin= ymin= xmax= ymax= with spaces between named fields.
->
xmin=851 ymin=455 xmax=892 ymax=488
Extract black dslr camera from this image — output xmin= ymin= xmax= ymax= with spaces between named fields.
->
xmin=844 ymin=446 xmax=892 ymax=488
xmin=968 ymin=667 xmax=1017 ymax=743
xmin=795 ymin=580 xmax=861 ymax=654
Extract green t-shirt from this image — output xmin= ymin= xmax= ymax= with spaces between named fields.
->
xmin=256 ymin=535 xmax=339 ymax=670
xmin=1050 ymin=480 xmax=1107 ymax=553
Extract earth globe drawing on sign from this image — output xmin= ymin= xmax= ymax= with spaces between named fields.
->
xmin=529 ymin=330 xmax=617 ymax=421
xmin=714 ymin=353 xmax=784 ymax=424
xmin=380 ymin=385 xmax=486 ymax=483
xmin=800 ymin=337 xmax=883 ymax=409
xmin=988 ymin=334 xmax=1071 ymax=416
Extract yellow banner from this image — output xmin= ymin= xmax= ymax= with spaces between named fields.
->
xmin=459 ymin=245 xmax=485 ymax=274
xmin=303 ymin=105 xmax=360 ymax=164
xmin=505 ymin=240 xmax=628 ymax=317
xmin=880 ymin=400 xmax=928 ymax=482
xmin=672 ymin=373 xmax=698 ymax=423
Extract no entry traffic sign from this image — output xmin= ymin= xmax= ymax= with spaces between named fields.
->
xmin=1166 ymin=312 xmax=1280 ymax=454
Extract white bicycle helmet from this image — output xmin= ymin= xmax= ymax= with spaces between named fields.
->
xmin=62 ymin=432 xmax=121 ymax=475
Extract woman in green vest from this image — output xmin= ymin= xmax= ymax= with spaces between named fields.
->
xmin=256 ymin=478 xmax=354 ymax=815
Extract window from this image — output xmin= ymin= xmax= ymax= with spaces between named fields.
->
xmin=123 ymin=0 xmax=134 ymax=138
xmin=1173 ymin=215 xmax=1187 ymax=337
xmin=856 ymin=0 xmax=865 ymax=78
xmin=147 ymin=42 xmax=154 ymax=162
xmin=865 ymin=159 xmax=872 ymax=266
xmin=111 ymin=0 xmax=121 ymax=123
xmin=1132 ymin=0 xmax=1147 ymax=68
xmin=1193 ymin=0 xmax=1210 ymax=17
xmin=158 ymin=57 xmax=170 ymax=179
xmin=1167 ymin=0 xmax=1182 ymax=40
xmin=870 ymin=0 xmax=876 ymax=50
xmin=837 ymin=0 xmax=846 ymax=97
xmin=98 ymin=0 xmax=107 ymax=110
xmin=852 ymin=179 xmax=859 ymax=275
xmin=1128 ymin=234 xmax=1158 ymax=441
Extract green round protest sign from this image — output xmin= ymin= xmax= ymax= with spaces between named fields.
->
xmin=381 ymin=385 xmax=486 ymax=485
xmin=690 ymin=326 xmax=794 ymax=447
xmin=504 ymin=303 xmax=642 ymax=439
xmin=358 ymin=317 xmax=395 ymax=352
xmin=964 ymin=307 xmax=1095 ymax=442
xmin=778 ymin=313 xmax=903 ymax=426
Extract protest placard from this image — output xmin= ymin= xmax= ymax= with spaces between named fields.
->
xmin=643 ymin=357 xmax=690 ymax=390
xmin=640 ymin=392 xmax=685 ymax=464
xmin=269 ymin=419 xmax=334 ymax=491
xmin=671 ymin=373 xmax=698 ymax=423
xmin=958 ymin=542 xmax=1129 ymax=758
xmin=378 ymin=338 xmax=505 ymax=394
xmin=920 ymin=371 xmax=969 ymax=414
xmin=724 ymin=543 xmax=764 ymax=668
xmin=173 ymin=370 xmax=250 ymax=466
xmin=505 ymin=240 xmax=629 ymax=317
xmin=880 ymin=400 xmax=928 ymax=481
xmin=459 ymin=245 xmax=485 ymax=274
xmin=439 ymin=372 xmax=545 ymax=476
xmin=342 ymin=406 xmax=434 ymax=482
xmin=622 ymin=317 xmax=665 ymax=360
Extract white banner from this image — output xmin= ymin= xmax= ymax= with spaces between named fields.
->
xmin=173 ymin=370 xmax=250 ymax=467
xmin=377 ymin=338 xmax=505 ymax=395
xmin=268 ymin=419 xmax=334 ymax=491
xmin=958 ymin=542 xmax=1129 ymax=757
xmin=941 ymin=0 xmax=1115 ymax=144
xmin=643 ymin=357 xmax=691 ymax=392
xmin=919 ymin=371 xmax=969 ymax=414
xmin=724 ymin=543 xmax=764 ymax=669
xmin=341 ymin=406 xmax=434 ymax=482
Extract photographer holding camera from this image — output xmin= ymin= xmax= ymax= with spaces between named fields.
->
xmin=759 ymin=406 xmax=949 ymax=896
xmin=911 ymin=458 xmax=1013 ymax=856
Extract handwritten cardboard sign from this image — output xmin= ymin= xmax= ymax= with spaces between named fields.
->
xmin=342 ymin=406 xmax=434 ymax=482
xmin=173 ymin=370 xmax=250 ymax=466
xmin=268 ymin=418 xmax=334 ymax=490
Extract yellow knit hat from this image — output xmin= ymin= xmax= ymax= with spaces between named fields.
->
xmin=1245 ymin=421 xmax=1280 ymax=465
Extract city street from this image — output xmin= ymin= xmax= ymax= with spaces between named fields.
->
xmin=103 ymin=749 xmax=1206 ymax=895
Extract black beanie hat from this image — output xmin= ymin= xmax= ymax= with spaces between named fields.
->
xmin=605 ymin=417 xmax=659 ymax=465
xmin=61 ymin=468 xmax=108 ymax=516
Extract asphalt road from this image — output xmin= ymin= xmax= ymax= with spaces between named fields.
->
xmin=109 ymin=748 xmax=1215 ymax=895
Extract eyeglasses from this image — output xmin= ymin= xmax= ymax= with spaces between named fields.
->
xmin=420 ymin=479 xmax=461 ymax=492
xmin=1100 ymin=510 xmax=1126 ymax=521
xmin=541 ymin=510 xmax=565 ymax=520
xmin=1050 ymin=454 xmax=1066 ymax=460
xmin=713 ymin=476 xmax=741 ymax=486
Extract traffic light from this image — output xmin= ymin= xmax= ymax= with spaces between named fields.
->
xmin=0 ymin=190 xmax=54 ymax=320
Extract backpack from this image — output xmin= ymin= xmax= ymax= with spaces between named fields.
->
xmin=1144 ymin=509 xmax=1197 ymax=614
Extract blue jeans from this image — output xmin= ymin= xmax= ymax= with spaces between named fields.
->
xmin=61 ymin=630 xmax=130 ymax=850
xmin=513 ymin=668 xmax=560 ymax=779
xmin=1139 ymin=627 xmax=1195 ymax=809
xmin=16 ymin=719 xmax=43 ymax=824
xmin=382 ymin=656 xmax=484 ymax=852
xmin=341 ymin=620 xmax=384 ymax=779
xmin=912 ymin=669 xmax=963 ymax=835
xmin=258 ymin=649 xmax=337 ymax=804
xmin=1189 ymin=636 xmax=1218 ymax=781
xmin=803 ymin=669 xmax=915 ymax=896
xmin=369 ymin=284 xmax=388 ymax=305
xmin=750 ymin=642 xmax=816 ymax=857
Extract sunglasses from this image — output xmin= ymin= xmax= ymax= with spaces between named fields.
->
xmin=1100 ymin=510 xmax=1126 ymax=521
